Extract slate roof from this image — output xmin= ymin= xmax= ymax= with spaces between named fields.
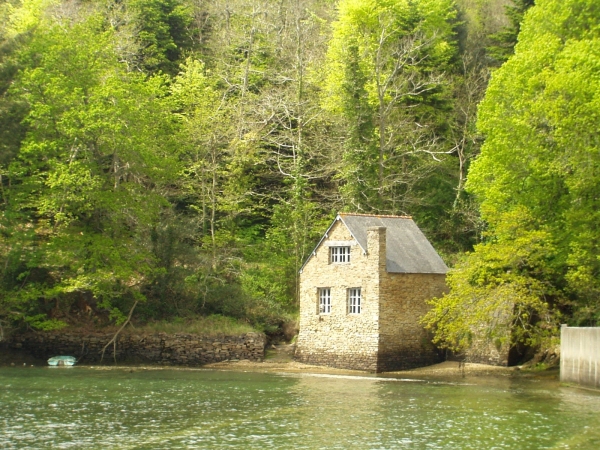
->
xmin=301 ymin=213 xmax=448 ymax=274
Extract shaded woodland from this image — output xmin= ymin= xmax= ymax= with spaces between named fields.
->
xmin=1 ymin=0 xmax=598 ymax=353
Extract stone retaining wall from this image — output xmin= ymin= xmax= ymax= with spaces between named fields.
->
xmin=9 ymin=331 xmax=266 ymax=365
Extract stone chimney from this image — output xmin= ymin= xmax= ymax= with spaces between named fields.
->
xmin=367 ymin=226 xmax=386 ymax=273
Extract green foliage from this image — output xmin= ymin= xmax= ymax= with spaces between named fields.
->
xmin=3 ymin=0 xmax=60 ymax=36
xmin=241 ymin=203 xmax=329 ymax=313
xmin=487 ymin=0 xmax=535 ymax=64
xmin=0 ymin=12 xmax=179 ymax=327
xmin=126 ymin=0 xmax=194 ymax=75
xmin=426 ymin=0 xmax=600 ymax=351
xmin=24 ymin=314 xmax=67 ymax=331
xmin=422 ymin=207 xmax=560 ymax=351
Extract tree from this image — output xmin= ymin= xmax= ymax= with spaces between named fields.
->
xmin=323 ymin=0 xmax=457 ymax=215
xmin=424 ymin=0 xmax=600 ymax=351
xmin=245 ymin=0 xmax=336 ymax=308
xmin=433 ymin=0 xmax=513 ymax=255
xmin=487 ymin=0 xmax=535 ymax=64
xmin=126 ymin=0 xmax=195 ymax=75
xmin=422 ymin=207 xmax=559 ymax=352
xmin=0 ymin=12 xmax=179 ymax=329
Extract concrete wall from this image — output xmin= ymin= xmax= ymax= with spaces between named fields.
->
xmin=561 ymin=326 xmax=600 ymax=389
xmin=9 ymin=331 xmax=266 ymax=365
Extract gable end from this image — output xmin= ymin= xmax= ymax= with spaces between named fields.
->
xmin=299 ymin=215 xmax=366 ymax=273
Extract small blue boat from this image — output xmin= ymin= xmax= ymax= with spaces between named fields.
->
xmin=47 ymin=356 xmax=77 ymax=366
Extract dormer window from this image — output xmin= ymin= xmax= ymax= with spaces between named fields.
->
xmin=330 ymin=246 xmax=350 ymax=263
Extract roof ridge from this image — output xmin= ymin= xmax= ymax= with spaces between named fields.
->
xmin=339 ymin=212 xmax=413 ymax=220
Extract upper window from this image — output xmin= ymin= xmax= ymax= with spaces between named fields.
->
xmin=330 ymin=246 xmax=351 ymax=263
xmin=318 ymin=288 xmax=331 ymax=314
xmin=348 ymin=288 xmax=361 ymax=314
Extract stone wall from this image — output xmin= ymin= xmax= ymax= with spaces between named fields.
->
xmin=371 ymin=226 xmax=445 ymax=371
xmin=9 ymin=331 xmax=265 ymax=365
xmin=296 ymin=220 xmax=446 ymax=372
xmin=296 ymin=220 xmax=380 ymax=371
xmin=378 ymin=272 xmax=446 ymax=371
xmin=459 ymin=306 xmax=512 ymax=366
xmin=464 ymin=337 xmax=510 ymax=366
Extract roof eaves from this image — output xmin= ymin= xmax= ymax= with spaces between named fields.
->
xmin=339 ymin=212 xmax=412 ymax=220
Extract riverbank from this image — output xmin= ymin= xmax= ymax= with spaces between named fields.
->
xmin=0 ymin=342 xmax=558 ymax=382
xmin=202 ymin=343 xmax=556 ymax=380
xmin=205 ymin=357 xmax=558 ymax=382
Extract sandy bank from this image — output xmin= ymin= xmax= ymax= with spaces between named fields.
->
xmin=203 ymin=359 xmax=531 ymax=378
xmin=1 ymin=343 xmax=558 ymax=383
xmin=201 ymin=344 xmax=558 ymax=382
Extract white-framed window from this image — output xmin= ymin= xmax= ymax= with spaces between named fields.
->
xmin=330 ymin=246 xmax=351 ymax=263
xmin=347 ymin=288 xmax=361 ymax=314
xmin=318 ymin=288 xmax=331 ymax=314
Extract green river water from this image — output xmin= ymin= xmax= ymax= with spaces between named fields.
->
xmin=1 ymin=367 xmax=599 ymax=449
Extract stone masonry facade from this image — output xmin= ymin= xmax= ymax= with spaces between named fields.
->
xmin=295 ymin=220 xmax=447 ymax=372
xmin=296 ymin=222 xmax=380 ymax=371
xmin=9 ymin=331 xmax=265 ymax=365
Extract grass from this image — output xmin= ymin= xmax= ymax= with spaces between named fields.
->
xmin=130 ymin=315 xmax=257 ymax=337
xmin=524 ymin=362 xmax=558 ymax=372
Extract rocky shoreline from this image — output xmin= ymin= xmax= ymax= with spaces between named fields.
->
xmin=1 ymin=339 xmax=558 ymax=383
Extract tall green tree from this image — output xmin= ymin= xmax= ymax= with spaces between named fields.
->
xmin=0 ymin=12 xmax=179 ymax=329
xmin=323 ymin=0 xmax=457 ymax=214
xmin=126 ymin=0 xmax=194 ymax=75
xmin=487 ymin=0 xmax=535 ymax=64
xmin=424 ymin=0 xmax=600 ymax=352
xmin=188 ymin=0 xmax=337 ymax=313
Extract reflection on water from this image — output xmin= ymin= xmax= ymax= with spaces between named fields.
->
xmin=1 ymin=367 xmax=599 ymax=449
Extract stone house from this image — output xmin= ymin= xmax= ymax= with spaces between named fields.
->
xmin=295 ymin=213 xmax=448 ymax=372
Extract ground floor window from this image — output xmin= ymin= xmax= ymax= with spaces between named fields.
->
xmin=347 ymin=288 xmax=361 ymax=314
xmin=318 ymin=288 xmax=331 ymax=314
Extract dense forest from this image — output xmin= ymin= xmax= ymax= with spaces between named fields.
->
xmin=0 ymin=0 xmax=598 ymax=353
